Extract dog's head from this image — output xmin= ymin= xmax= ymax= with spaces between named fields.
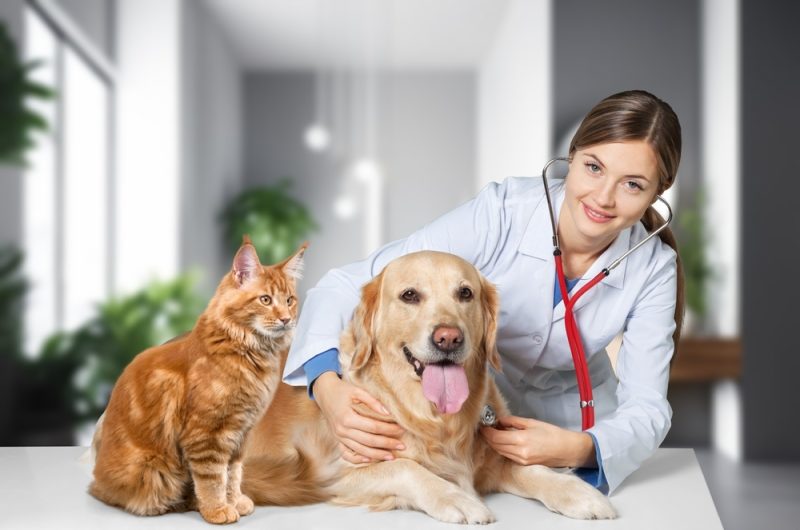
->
xmin=341 ymin=251 xmax=500 ymax=415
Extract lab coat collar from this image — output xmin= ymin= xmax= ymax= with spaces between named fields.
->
xmin=517 ymin=180 xmax=630 ymax=292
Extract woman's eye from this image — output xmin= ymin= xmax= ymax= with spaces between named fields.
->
xmin=259 ymin=295 xmax=272 ymax=305
xmin=585 ymin=162 xmax=601 ymax=174
xmin=287 ymin=296 xmax=295 ymax=306
xmin=401 ymin=289 xmax=420 ymax=303
xmin=459 ymin=287 xmax=474 ymax=301
xmin=624 ymin=180 xmax=644 ymax=191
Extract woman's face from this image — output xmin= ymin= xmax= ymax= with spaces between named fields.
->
xmin=562 ymin=140 xmax=660 ymax=251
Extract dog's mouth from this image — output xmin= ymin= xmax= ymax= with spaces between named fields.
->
xmin=403 ymin=346 xmax=469 ymax=415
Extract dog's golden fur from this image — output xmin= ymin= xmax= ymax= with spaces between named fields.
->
xmin=242 ymin=251 xmax=616 ymax=522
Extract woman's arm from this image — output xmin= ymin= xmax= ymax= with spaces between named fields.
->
xmin=481 ymin=416 xmax=597 ymax=468
xmin=481 ymin=245 xmax=677 ymax=495
xmin=285 ymin=178 xmax=513 ymax=461
xmin=585 ymin=249 xmax=678 ymax=494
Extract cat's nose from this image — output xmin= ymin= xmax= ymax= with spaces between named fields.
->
xmin=280 ymin=318 xmax=291 ymax=325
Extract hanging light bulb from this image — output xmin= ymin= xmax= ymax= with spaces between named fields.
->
xmin=304 ymin=123 xmax=330 ymax=151
xmin=333 ymin=193 xmax=357 ymax=219
xmin=305 ymin=0 xmax=331 ymax=153
xmin=352 ymin=157 xmax=380 ymax=183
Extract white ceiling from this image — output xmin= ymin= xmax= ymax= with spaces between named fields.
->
xmin=203 ymin=0 xmax=510 ymax=71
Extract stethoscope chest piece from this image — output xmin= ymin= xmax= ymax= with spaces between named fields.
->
xmin=480 ymin=404 xmax=498 ymax=427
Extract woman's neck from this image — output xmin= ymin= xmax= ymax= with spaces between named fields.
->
xmin=557 ymin=211 xmax=615 ymax=279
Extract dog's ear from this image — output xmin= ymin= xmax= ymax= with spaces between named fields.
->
xmin=480 ymin=276 xmax=502 ymax=371
xmin=349 ymin=272 xmax=383 ymax=371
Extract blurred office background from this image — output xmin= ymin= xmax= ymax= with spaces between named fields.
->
xmin=0 ymin=0 xmax=798 ymax=527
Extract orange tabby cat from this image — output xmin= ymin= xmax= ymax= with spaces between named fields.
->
xmin=89 ymin=236 xmax=306 ymax=524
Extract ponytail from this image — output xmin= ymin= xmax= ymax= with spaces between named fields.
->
xmin=641 ymin=206 xmax=685 ymax=360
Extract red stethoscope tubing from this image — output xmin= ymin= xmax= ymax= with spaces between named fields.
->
xmin=554 ymin=250 xmax=608 ymax=430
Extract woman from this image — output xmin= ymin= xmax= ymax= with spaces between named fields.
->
xmin=282 ymin=90 xmax=685 ymax=495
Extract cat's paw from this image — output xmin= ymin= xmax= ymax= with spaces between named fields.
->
xmin=234 ymin=494 xmax=254 ymax=516
xmin=200 ymin=504 xmax=240 ymax=524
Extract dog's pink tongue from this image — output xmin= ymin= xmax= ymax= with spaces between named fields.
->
xmin=421 ymin=364 xmax=469 ymax=414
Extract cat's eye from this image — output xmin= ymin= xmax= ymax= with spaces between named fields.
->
xmin=400 ymin=289 xmax=420 ymax=304
xmin=287 ymin=296 xmax=296 ymax=306
xmin=259 ymin=295 xmax=272 ymax=305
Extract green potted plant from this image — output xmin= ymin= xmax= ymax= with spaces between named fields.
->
xmin=47 ymin=274 xmax=205 ymax=425
xmin=677 ymin=189 xmax=713 ymax=335
xmin=0 ymin=21 xmax=54 ymax=165
xmin=220 ymin=178 xmax=317 ymax=264
xmin=0 ymin=246 xmax=27 ymax=444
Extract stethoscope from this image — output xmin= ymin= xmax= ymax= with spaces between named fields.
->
xmin=479 ymin=158 xmax=675 ymax=432
xmin=540 ymin=157 xmax=674 ymax=430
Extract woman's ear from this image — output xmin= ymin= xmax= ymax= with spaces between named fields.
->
xmin=349 ymin=272 xmax=383 ymax=371
xmin=480 ymin=276 xmax=501 ymax=371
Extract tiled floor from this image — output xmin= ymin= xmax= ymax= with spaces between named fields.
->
xmin=695 ymin=449 xmax=800 ymax=530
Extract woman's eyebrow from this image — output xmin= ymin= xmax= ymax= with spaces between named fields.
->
xmin=584 ymin=152 xmax=650 ymax=182
xmin=584 ymin=153 xmax=605 ymax=168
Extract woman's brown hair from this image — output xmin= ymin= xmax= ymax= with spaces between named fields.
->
xmin=568 ymin=90 xmax=685 ymax=353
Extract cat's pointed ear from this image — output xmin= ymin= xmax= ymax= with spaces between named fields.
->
xmin=277 ymin=242 xmax=308 ymax=280
xmin=232 ymin=235 xmax=262 ymax=286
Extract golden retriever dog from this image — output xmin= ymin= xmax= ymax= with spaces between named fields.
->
xmin=241 ymin=251 xmax=616 ymax=523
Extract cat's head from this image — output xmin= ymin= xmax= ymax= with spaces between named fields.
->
xmin=212 ymin=235 xmax=307 ymax=340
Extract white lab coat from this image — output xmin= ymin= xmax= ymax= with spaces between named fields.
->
xmin=283 ymin=176 xmax=677 ymax=495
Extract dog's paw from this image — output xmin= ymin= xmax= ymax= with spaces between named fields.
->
xmin=200 ymin=504 xmax=240 ymax=524
xmin=541 ymin=476 xmax=617 ymax=520
xmin=234 ymin=494 xmax=254 ymax=517
xmin=426 ymin=490 xmax=496 ymax=525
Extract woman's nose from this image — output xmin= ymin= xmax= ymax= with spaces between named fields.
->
xmin=594 ymin=180 xmax=616 ymax=208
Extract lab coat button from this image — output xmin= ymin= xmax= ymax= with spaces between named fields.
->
xmin=532 ymin=334 xmax=543 ymax=345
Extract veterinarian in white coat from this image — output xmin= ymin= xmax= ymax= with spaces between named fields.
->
xmin=283 ymin=90 xmax=685 ymax=495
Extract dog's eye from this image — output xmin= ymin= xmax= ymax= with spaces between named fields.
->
xmin=459 ymin=287 xmax=474 ymax=301
xmin=259 ymin=295 xmax=272 ymax=305
xmin=400 ymin=289 xmax=420 ymax=303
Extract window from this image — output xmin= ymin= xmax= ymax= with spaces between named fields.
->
xmin=22 ymin=4 xmax=114 ymax=355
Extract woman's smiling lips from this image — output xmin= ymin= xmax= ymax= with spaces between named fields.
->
xmin=581 ymin=202 xmax=615 ymax=223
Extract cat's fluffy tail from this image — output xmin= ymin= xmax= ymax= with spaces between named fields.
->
xmin=79 ymin=412 xmax=106 ymax=466
xmin=241 ymin=450 xmax=336 ymax=505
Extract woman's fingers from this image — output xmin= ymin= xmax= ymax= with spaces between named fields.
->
xmin=496 ymin=415 xmax=535 ymax=430
xmin=345 ymin=413 xmax=405 ymax=439
xmin=345 ymin=425 xmax=405 ymax=453
xmin=352 ymin=387 xmax=390 ymax=416
xmin=340 ymin=437 xmax=395 ymax=462
xmin=481 ymin=425 xmax=523 ymax=447
xmin=338 ymin=442 xmax=368 ymax=464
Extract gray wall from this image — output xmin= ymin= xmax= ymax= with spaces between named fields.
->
xmin=180 ymin=0 xmax=243 ymax=296
xmin=243 ymin=72 xmax=475 ymax=295
xmin=741 ymin=0 xmax=800 ymax=460
xmin=553 ymin=0 xmax=703 ymax=447
xmin=553 ymin=0 xmax=700 ymax=206
xmin=54 ymin=0 xmax=115 ymax=58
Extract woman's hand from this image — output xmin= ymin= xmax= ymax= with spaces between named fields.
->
xmin=313 ymin=372 xmax=406 ymax=464
xmin=480 ymin=415 xmax=596 ymax=468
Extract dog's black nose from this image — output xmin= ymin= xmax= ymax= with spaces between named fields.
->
xmin=432 ymin=325 xmax=463 ymax=352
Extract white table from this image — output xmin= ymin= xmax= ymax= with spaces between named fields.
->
xmin=0 ymin=447 xmax=722 ymax=529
